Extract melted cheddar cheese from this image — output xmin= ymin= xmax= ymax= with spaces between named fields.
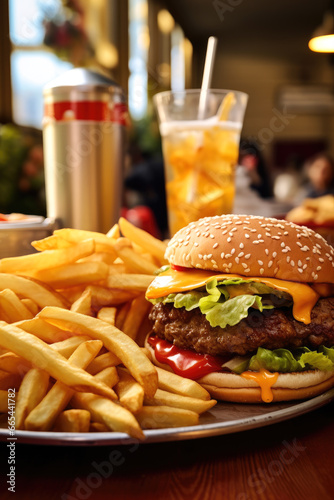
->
xmin=146 ymin=268 xmax=321 ymax=324
xmin=241 ymin=369 xmax=279 ymax=403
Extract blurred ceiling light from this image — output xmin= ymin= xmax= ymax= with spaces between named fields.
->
xmin=139 ymin=26 xmax=150 ymax=50
xmin=133 ymin=0 xmax=148 ymax=20
xmin=96 ymin=41 xmax=119 ymax=68
xmin=183 ymin=38 xmax=193 ymax=58
xmin=157 ymin=9 xmax=175 ymax=34
xmin=309 ymin=11 xmax=334 ymax=53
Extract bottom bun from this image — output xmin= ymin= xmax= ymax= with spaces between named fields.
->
xmin=145 ymin=337 xmax=334 ymax=403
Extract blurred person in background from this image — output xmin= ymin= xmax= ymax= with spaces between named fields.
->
xmin=238 ymin=139 xmax=273 ymax=199
xmin=305 ymin=153 xmax=334 ymax=198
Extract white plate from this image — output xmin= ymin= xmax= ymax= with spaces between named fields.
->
xmin=1 ymin=388 xmax=333 ymax=446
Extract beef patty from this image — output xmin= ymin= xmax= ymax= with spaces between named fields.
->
xmin=149 ymin=298 xmax=334 ymax=356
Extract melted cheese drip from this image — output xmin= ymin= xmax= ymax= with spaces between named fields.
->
xmin=241 ymin=369 xmax=279 ymax=403
xmin=146 ymin=268 xmax=321 ymax=324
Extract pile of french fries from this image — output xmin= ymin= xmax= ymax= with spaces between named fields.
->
xmin=0 ymin=217 xmax=216 ymax=439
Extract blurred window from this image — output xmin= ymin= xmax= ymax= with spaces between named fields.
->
xmin=128 ymin=0 xmax=149 ymax=120
xmin=9 ymin=0 xmax=72 ymax=129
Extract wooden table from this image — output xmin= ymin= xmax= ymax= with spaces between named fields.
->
xmin=0 ymin=399 xmax=333 ymax=500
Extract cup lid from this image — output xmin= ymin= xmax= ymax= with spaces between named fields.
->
xmin=44 ymin=68 xmax=124 ymax=96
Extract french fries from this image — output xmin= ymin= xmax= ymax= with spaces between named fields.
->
xmin=115 ymin=367 xmax=144 ymax=414
xmin=34 ymin=262 xmax=109 ymax=288
xmin=144 ymin=389 xmax=217 ymax=414
xmin=136 ymin=406 xmax=199 ymax=429
xmin=119 ymin=217 xmax=167 ymax=265
xmin=0 ymin=274 xmax=68 ymax=309
xmin=0 ymin=289 xmax=34 ymax=322
xmin=25 ymin=340 xmax=105 ymax=431
xmin=0 ymin=239 xmax=96 ymax=274
xmin=15 ymin=369 xmax=50 ymax=430
xmin=53 ymin=409 xmax=91 ymax=433
xmin=96 ymin=306 xmax=117 ymax=325
xmin=0 ymin=323 xmax=115 ymax=400
xmin=0 ymin=218 xmax=217 ymax=439
xmin=37 ymin=308 xmax=158 ymax=399
xmin=155 ymin=366 xmax=211 ymax=401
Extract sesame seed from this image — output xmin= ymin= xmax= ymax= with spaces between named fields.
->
xmin=220 ymin=252 xmax=225 ymax=259
xmin=260 ymin=268 xmax=264 ymax=275
xmin=213 ymin=242 xmax=219 ymax=249
xmin=235 ymin=257 xmax=240 ymax=264
xmin=245 ymin=254 xmax=251 ymax=260
xmin=245 ymin=233 xmax=250 ymax=239
xmin=258 ymin=260 xmax=263 ymax=265
xmin=242 ymin=263 xmax=248 ymax=269
xmin=227 ymin=237 xmax=232 ymax=243
xmin=239 ymin=243 xmax=244 ymax=249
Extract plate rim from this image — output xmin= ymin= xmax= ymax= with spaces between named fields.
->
xmin=1 ymin=388 xmax=333 ymax=447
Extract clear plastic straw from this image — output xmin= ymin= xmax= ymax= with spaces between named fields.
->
xmin=198 ymin=36 xmax=218 ymax=119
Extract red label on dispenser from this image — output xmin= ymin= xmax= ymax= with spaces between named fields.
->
xmin=44 ymin=101 xmax=128 ymax=125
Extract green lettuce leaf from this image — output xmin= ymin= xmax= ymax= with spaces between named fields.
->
xmin=231 ymin=346 xmax=334 ymax=374
xmin=299 ymin=351 xmax=334 ymax=371
xmin=150 ymin=277 xmax=279 ymax=329
xmin=205 ymin=295 xmax=271 ymax=328
xmin=171 ymin=292 xmax=204 ymax=311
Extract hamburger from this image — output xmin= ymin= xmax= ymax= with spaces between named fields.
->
xmin=145 ymin=214 xmax=334 ymax=403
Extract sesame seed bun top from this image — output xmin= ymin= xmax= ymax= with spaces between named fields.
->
xmin=165 ymin=215 xmax=334 ymax=284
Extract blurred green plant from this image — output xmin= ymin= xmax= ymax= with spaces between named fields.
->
xmin=0 ymin=124 xmax=46 ymax=215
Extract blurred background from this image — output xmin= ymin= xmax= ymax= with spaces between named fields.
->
xmin=1 ymin=0 xmax=334 ymax=235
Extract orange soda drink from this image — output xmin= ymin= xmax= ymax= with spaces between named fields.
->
xmin=154 ymin=90 xmax=248 ymax=236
